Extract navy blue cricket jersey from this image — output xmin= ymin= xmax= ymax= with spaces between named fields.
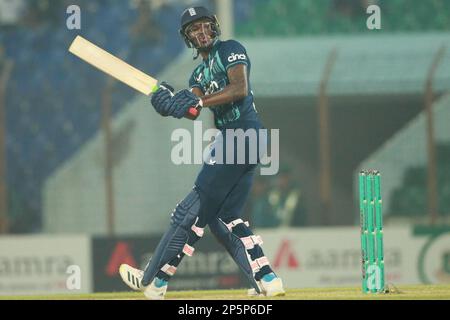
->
xmin=188 ymin=39 xmax=261 ymax=129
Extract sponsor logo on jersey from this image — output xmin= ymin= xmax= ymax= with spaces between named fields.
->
xmin=228 ymin=52 xmax=247 ymax=63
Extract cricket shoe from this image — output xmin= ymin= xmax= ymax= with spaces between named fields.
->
xmin=247 ymin=273 xmax=286 ymax=297
xmin=119 ymin=264 xmax=144 ymax=291
xmin=119 ymin=264 xmax=168 ymax=300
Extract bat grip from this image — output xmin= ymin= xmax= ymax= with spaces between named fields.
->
xmin=185 ymin=106 xmax=201 ymax=120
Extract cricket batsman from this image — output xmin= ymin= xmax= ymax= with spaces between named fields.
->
xmin=119 ymin=6 xmax=285 ymax=299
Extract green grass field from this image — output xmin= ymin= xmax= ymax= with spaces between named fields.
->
xmin=1 ymin=284 xmax=450 ymax=300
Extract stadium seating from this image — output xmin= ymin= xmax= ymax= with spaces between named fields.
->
xmin=235 ymin=0 xmax=450 ymax=36
xmin=2 ymin=1 xmax=185 ymax=232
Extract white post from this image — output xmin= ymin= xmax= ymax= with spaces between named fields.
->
xmin=215 ymin=0 xmax=234 ymax=39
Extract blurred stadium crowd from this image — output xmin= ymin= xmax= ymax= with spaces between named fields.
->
xmin=245 ymin=166 xmax=307 ymax=228
xmin=0 ymin=0 xmax=201 ymax=232
xmin=0 ymin=0 xmax=449 ymax=233
xmin=390 ymin=144 xmax=450 ymax=218
xmin=236 ymin=0 xmax=450 ymax=35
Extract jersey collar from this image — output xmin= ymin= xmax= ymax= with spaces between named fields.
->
xmin=203 ymin=39 xmax=221 ymax=61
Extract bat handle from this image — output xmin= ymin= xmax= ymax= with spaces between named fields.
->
xmin=185 ymin=106 xmax=201 ymax=120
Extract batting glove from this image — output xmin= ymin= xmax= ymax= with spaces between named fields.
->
xmin=168 ymin=89 xmax=203 ymax=119
xmin=151 ymin=81 xmax=174 ymax=117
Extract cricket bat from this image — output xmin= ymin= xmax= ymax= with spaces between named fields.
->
xmin=68 ymin=35 xmax=200 ymax=120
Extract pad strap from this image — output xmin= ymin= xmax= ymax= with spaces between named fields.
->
xmin=161 ymin=264 xmax=177 ymax=276
xmin=226 ymin=219 xmax=250 ymax=231
xmin=241 ymin=235 xmax=263 ymax=250
xmin=182 ymin=244 xmax=195 ymax=257
xmin=250 ymin=256 xmax=270 ymax=273
xmin=191 ymin=217 xmax=205 ymax=238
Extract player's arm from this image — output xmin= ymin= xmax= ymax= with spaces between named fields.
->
xmin=191 ymin=87 xmax=204 ymax=97
xmin=196 ymin=64 xmax=248 ymax=108
xmin=167 ymin=63 xmax=248 ymax=117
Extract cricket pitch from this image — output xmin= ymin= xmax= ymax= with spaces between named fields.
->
xmin=1 ymin=284 xmax=450 ymax=300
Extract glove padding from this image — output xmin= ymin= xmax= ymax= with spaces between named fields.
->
xmin=151 ymin=81 xmax=174 ymax=117
xmin=168 ymin=89 xmax=201 ymax=119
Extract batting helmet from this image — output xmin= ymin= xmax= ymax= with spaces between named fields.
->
xmin=179 ymin=6 xmax=221 ymax=49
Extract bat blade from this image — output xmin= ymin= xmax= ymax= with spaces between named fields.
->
xmin=69 ymin=35 xmax=158 ymax=95
xmin=68 ymin=35 xmax=200 ymax=120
